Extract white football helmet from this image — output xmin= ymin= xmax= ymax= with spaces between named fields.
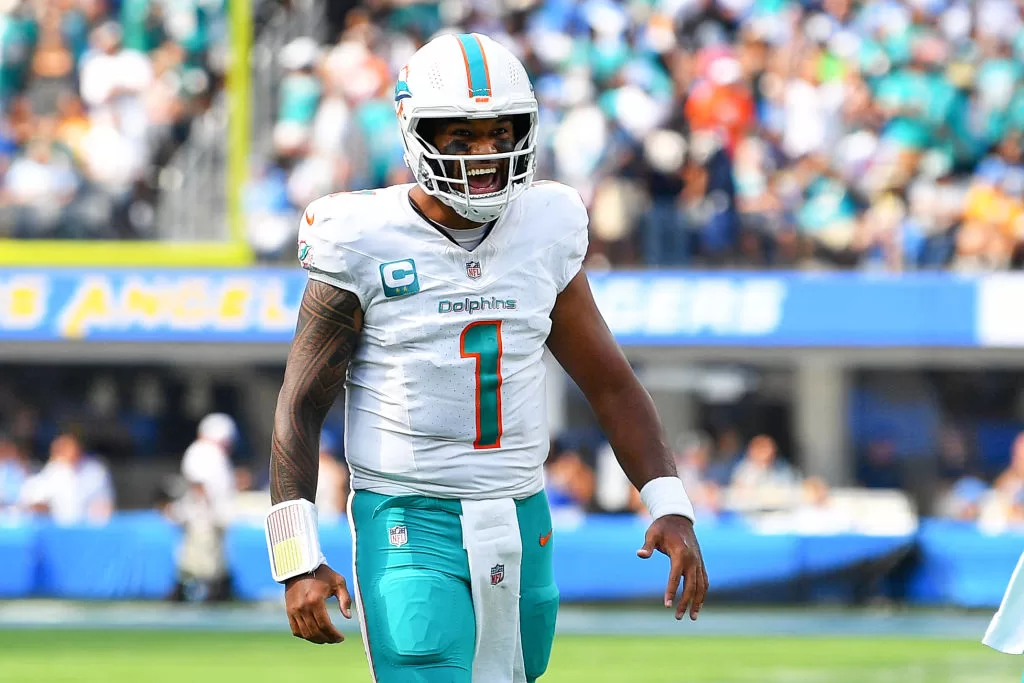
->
xmin=395 ymin=33 xmax=539 ymax=224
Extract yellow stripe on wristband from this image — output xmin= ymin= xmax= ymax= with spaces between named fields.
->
xmin=272 ymin=537 xmax=303 ymax=576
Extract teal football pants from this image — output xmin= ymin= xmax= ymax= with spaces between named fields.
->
xmin=348 ymin=489 xmax=559 ymax=683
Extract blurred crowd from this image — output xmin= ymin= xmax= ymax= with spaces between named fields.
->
xmin=0 ymin=407 xmax=350 ymax=601
xmin=546 ymin=428 xmax=870 ymax=533
xmin=546 ymin=423 xmax=1024 ymax=533
xmin=938 ymin=431 xmax=1024 ymax=533
xmin=0 ymin=0 xmax=222 ymax=239
xmin=3 ymin=363 xmax=1023 ymax=540
xmin=0 ymin=428 xmax=114 ymax=524
xmin=0 ymin=414 xmax=855 ymax=532
xmin=6 ymin=414 xmax=1021 ymax=528
xmin=247 ymin=0 xmax=1024 ymax=272
xmin=5 ymin=0 xmax=1024 ymax=271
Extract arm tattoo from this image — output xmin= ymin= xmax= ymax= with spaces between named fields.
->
xmin=270 ymin=280 xmax=362 ymax=505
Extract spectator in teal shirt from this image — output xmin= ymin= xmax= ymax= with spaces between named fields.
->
xmin=347 ymin=96 xmax=405 ymax=190
xmin=277 ymin=40 xmax=322 ymax=127
xmin=0 ymin=6 xmax=36 ymax=105
xmin=120 ymin=0 xmax=162 ymax=53
xmin=797 ymin=172 xmax=860 ymax=255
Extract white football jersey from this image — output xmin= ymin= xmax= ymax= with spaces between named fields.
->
xmin=297 ymin=182 xmax=589 ymax=500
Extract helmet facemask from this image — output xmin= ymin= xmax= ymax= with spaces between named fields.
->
xmin=408 ymin=112 xmax=537 ymax=224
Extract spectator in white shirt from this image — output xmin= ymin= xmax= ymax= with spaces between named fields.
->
xmin=730 ymin=434 xmax=800 ymax=494
xmin=19 ymin=432 xmax=114 ymax=525
xmin=165 ymin=470 xmax=231 ymax=602
xmin=180 ymin=413 xmax=238 ymax=524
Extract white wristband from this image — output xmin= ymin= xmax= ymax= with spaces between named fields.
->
xmin=640 ymin=477 xmax=695 ymax=523
xmin=264 ymin=498 xmax=327 ymax=583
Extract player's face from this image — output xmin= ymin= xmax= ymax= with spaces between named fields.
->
xmin=433 ymin=117 xmax=516 ymax=195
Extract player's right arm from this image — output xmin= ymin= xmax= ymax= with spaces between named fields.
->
xmin=266 ymin=195 xmax=372 ymax=644
xmin=267 ymin=221 xmax=365 ymax=646
xmin=269 ymin=278 xmax=362 ymax=645
xmin=270 ymin=280 xmax=362 ymax=507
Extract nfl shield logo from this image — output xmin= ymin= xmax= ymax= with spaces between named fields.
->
xmin=490 ymin=564 xmax=504 ymax=585
xmin=388 ymin=525 xmax=408 ymax=548
xmin=466 ymin=261 xmax=482 ymax=280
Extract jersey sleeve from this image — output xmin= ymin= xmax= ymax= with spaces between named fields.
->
xmin=296 ymin=196 xmax=370 ymax=308
xmin=553 ymin=186 xmax=590 ymax=292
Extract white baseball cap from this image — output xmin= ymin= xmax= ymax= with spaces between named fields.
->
xmin=197 ymin=413 xmax=238 ymax=444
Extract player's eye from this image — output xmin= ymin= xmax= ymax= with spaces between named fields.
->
xmin=451 ymin=129 xmax=472 ymax=137
xmin=492 ymin=128 xmax=509 ymax=136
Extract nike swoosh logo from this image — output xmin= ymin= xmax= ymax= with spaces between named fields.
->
xmin=539 ymin=529 xmax=553 ymax=547
xmin=305 ymin=211 xmax=315 ymax=226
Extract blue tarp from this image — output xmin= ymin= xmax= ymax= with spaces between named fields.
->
xmin=908 ymin=520 xmax=1024 ymax=608
xmin=4 ymin=516 xmax=1019 ymax=606
xmin=0 ymin=514 xmax=919 ymax=602
xmin=230 ymin=517 xmax=824 ymax=602
xmin=0 ymin=522 xmax=35 ymax=598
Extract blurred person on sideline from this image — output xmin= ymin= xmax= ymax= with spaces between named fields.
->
xmin=754 ymin=476 xmax=850 ymax=535
xmin=314 ymin=430 xmax=349 ymax=521
xmin=1010 ymin=488 xmax=1024 ymax=529
xmin=995 ymin=432 xmax=1024 ymax=501
xmin=729 ymin=434 xmax=800 ymax=495
xmin=593 ymin=440 xmax=642 ymax=514
xmin=18 ymin=431 xmax=114 ymax=525
xmin=706 ymin=427 xmax=742 ymax=486
xmin=545 ymin=439 xmax=596 ymax=512
xmin=0 ymin=432 xmax=30 ymax=511
xmin=975 ymin=435 xmax=1024 ymax=533
xmin=787 ymin=477 xmax=849 ymax=534
xmin=164 ymin=465 xmax=232 ymax=603
xmin=938 ymin=475 xmax=989 ymax=523
xmin=674 ymin=432 xmax=722 ymax=519
xmin=180 ymin=413 xmax=239 ymax=524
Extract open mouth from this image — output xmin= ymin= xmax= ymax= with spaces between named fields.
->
xmin=464 ymin=163 xmax=505 ymax=195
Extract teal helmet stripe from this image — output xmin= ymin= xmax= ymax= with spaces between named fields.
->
xmin=455 ymin=33 xmax=491 ymax=98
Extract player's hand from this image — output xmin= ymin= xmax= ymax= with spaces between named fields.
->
xmin=284 ymin=564 xmax=352 ymax=644
xmin=637 ymin=515 xmax=709 ymax=621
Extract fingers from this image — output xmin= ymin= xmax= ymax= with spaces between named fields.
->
xmin=286 ymin=574 xmax=347 ymax=644
xmin=664 ymin=553 xmax=683 ymax=609
xmin=690 ymin=560 xmax=709 ymax=621
xmin=290 ymin=605 xmax=340 ymax=645
xmin=288 ymin=614 xmax=302 ymax=639
xmin=637 ymin=529 xmax=657 ymax=559
xmin=334 ymin=580 xmax=353 ymax=620
xmin=675 ymin=565 xmax=697 ymax=621
xmin=311 ymin=601 xmax=345 ymax=644
xmin=291 ymin=611 xmax=327 ymax=644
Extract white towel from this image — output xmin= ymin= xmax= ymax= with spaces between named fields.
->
xmin=460 ymin=498 xmax=527 ymax=683
xmin=984 ymin=550 xmax=1024 ymax=654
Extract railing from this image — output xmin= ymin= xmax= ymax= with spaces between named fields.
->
xmin=156 ymin=0 xmax=327 ymax=241
xmin=155 ymin=100 xmax=228 ymax=241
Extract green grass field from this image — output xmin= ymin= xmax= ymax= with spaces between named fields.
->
xmin=0 ymin=631 xmax=1018 ymax=683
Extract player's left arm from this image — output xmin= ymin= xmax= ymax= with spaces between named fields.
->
xmin=547 ymin=270 xmax=709 ymax=620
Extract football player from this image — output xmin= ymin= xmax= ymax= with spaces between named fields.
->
xmin=265 ymin=32 xmax=708 ymax=683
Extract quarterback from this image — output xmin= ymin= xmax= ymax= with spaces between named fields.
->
xmin=265 ymin=32 xmax=708 ymax=683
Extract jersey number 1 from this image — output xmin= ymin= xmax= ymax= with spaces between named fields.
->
xmin=460 ymin=321 xmax=503 ymax=449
